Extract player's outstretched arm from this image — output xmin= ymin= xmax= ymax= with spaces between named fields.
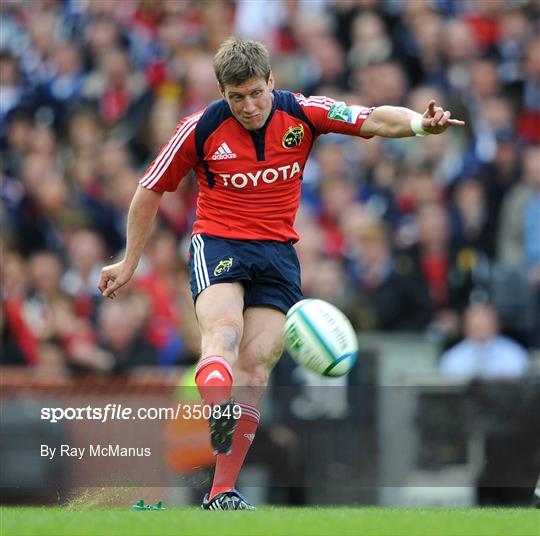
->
xmin=98 ymin=186 xmax=163 ymax=299
xmin=360 ymin=99 xmax=465 ymax=138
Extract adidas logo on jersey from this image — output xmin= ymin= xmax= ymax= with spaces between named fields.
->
xmin=212 ymin=142 xmax=237 ymax=160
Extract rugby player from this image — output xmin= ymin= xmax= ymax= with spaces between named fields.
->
xmin=98 ymin=37 xmax=464 ymax=510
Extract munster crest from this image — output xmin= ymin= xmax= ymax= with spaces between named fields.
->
xmin=282 ymin=124 xmax=304 ymax=148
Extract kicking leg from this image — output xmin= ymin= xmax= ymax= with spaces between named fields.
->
xmin=209 ymin=306 xmax=285 ymax=500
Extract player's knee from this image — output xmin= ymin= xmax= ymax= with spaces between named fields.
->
xmin=245 ymin=364 xmax=270 ymax=388
xmin=258 ymin=339 xmax=284 ymax=370
xmin=237 ymin=346 xmax=283 ymax=386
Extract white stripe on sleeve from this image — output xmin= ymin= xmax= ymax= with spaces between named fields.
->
xmin=140 ymin=112 xmax=202 ymax=189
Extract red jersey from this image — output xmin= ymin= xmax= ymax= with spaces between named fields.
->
xmin=140 ymin=91 xmax=373 ymax=242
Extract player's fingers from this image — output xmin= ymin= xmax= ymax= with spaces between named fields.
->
xmin=102 ymin=278 xmax=122 ymax=298
xmin=427 ymin=99 xmax=436 ymax=116
xmin=438 ymin=110 xmax=451 ymax=126
xmin=431 ymin=108 xmax=444 ymax=126
xmin=98 ymin=272 xmax=110 ymax=294
xmin=448 ymin=118 xmax=466 ymax=126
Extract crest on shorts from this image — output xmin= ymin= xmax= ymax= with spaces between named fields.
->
xmin=282 ymin=124 xmax=304 ymax=148
xmin=214 ymin=257 xmax=233 ymax=276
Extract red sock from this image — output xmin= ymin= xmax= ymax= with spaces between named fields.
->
xmin=210 ymin=403 xmax=260 ymax=499
xmin=195 ymin=355 xmax=233 ymax=405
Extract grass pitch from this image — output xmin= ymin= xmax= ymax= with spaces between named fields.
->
xmin=1 ymin=507 xmax=539 ymax=536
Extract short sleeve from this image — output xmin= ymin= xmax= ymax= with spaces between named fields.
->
xmin=294 ymin=94 xmax=374 ymax=138
xmin=139 ymin=111 xmax=203 ymax=192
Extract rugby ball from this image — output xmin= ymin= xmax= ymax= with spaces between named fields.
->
xmin=284 ymin=299 xmax=358 ymax=377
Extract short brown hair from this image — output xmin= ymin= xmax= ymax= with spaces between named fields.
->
xmin=213 ymin=37 xmax=271 ymax=88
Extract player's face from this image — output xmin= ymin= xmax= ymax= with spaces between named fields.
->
xmin=221 ymin=74 xmax=275 ymax=131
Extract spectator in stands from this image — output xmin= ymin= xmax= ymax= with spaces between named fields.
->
xmin=450 ymin=178 xmax=496 ymax=257
xmin=18 ymin=168 xmax=87 ymax=256
xmin=476 ymin=129 xmax=521 ymax=227
xmin=82 ymin=47 xmax=151 ymax=133
xmin=497 ymin=145 xmax=540 ymax=347
xmin=96 ymin=296 xmax=157 ymax=373
xmin=293 ymin=207 xmax=325 ymax=297
xmin=1 ymin=109 xmax=34 ymax=177
xmin=403 ymin=9 xmax=445 ymax=86
xmin=19 ymin=13 xmax=58 ymax=86
xmin=292 ymin=10 xmax=339 ymax=94
xmin=98 ymin=139 xmax=135 ymax=182
xmin=36 ymin=42 xmax=84 ymax=126
xmin=401 ymin=202 xmax=488 ymax=342
xmin=317 ymin=176 xmax=356 ymax=257
xmin=133 ymin=227 xmax=187 ymax=365
xmin=1 ymin=250 xmax=38 ymax=367
xmin=61 ymin=228 xmax=106 ymax=322
xmin=66 ymin=108 xmax=103 ymax=160
xmin=11 ymin=250 xmax=103 ymax=375
xmin=183 ymin=54 xmax=222 ymax=114
xmin=517 ymin=36 xmax=540 ymax=144
xmin=498 ymin=145 xmax=540 ymax=271
xmin=356 ymin=61 xmax=408 ymax=108
xmin=83 ymin=16 xmax=126 ymax=70
xmin=347 ymin=11 xmax=393 ymax=72
xmin=0 ymin=52 xmax=31 ymax=140
xmin=341 ymin=210 xmax=432 ymax=332
xmin=306 ymin=256 xmax=351 ymax=310
xmin=495 ymin=7 xmax=528 ymax=86
xmin=442 ymin=19 xmax=478 ymax=94
xmin=395 ymin=165 xmax=444 ymax=217
xmin=439 ymin=303 xmax=529 ymax=379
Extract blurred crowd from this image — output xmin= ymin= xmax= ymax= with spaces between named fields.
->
xmin=1 ymin=0 xmax=539 ymax=378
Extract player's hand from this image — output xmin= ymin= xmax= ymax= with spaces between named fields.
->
xmin=421 ymin=99 xmax=465 ymax=134
xmin=98 ymin=260 xmax=136 ymax=299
